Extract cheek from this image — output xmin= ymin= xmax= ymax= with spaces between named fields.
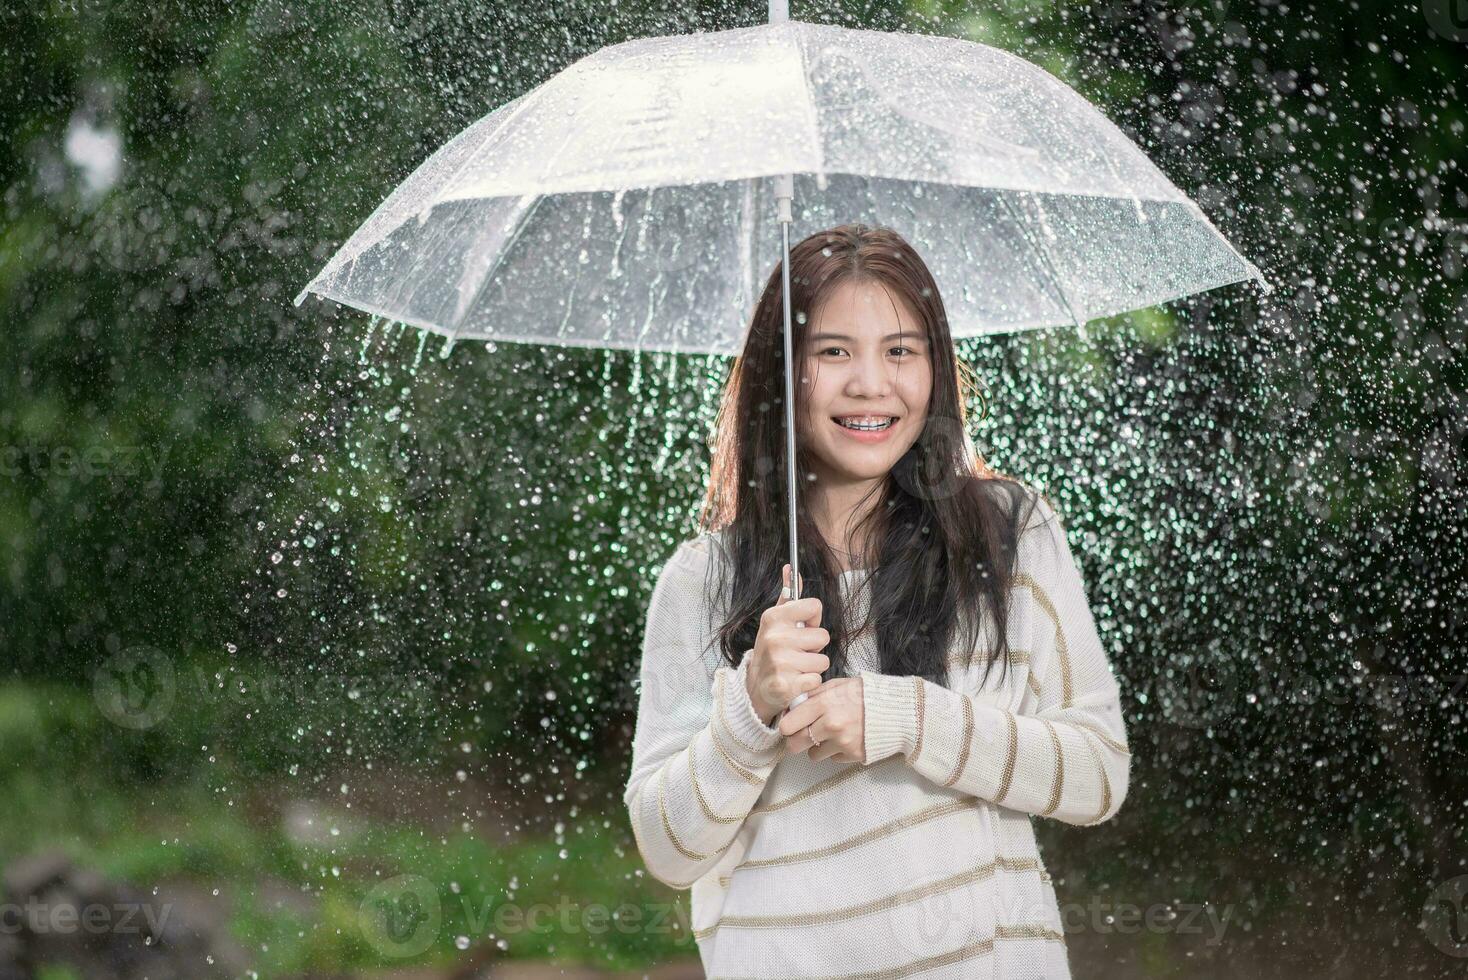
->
xmin=799 ymin=359 xmax=834 ymax=414
xmin=800 ymin=355 xmax=820 ymax=390
xmin=898 ymin=368 xmax=933 ymax=416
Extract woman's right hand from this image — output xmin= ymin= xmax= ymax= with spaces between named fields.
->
xmin=745 ymin=563 xmax=830 ymax=726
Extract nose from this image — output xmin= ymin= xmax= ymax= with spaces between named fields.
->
xmin=845 ymin=347 xmax=893 ymax=397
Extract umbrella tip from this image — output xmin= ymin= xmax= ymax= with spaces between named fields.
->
xmin=292 ymin=287 xmax=310 ymax=307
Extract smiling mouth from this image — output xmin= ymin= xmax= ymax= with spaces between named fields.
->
xmin=832 ymin=415 xmax=898 ymax=431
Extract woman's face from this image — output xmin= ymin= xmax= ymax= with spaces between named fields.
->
xmin=798 ymin=277 xmax=932 ymax=487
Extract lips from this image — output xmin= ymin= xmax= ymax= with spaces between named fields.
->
xmin=833 ymin=415 xmax=897 ymax=431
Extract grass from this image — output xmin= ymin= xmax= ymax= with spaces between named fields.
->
xmin=0 ymin=679 xmax=699 ymax=977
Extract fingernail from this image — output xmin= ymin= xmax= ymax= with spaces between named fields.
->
xmin=779 ymin=586 xmax=792 ymax=599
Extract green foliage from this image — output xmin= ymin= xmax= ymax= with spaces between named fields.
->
xmin=0 ymin=738 xmax=695 ymax=974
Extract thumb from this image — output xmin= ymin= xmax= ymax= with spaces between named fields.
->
xmin=780 ymin=563 xmax=803 ymax=602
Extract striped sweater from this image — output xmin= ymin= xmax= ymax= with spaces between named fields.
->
xmin=623 ymin=495 xmax=1131 ymax=979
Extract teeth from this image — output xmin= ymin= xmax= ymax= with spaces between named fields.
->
xmin=836 ymin=416 xmax=894 ymax=431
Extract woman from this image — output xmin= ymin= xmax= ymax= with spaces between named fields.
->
xmin=624 ymin=224 xmax=1130 ymax=979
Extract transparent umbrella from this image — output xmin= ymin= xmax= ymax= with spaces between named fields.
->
xmin=294 ymin=0 xmax=1270 ymax=604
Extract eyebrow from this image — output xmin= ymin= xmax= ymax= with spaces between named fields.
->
xmin=807 ymin=332 xmax=926 ymax=343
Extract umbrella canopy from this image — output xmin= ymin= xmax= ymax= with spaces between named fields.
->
xmin=293 ymin=19 xmax=1269 ymax=352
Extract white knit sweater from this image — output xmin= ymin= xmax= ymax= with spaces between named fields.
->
xmin=623 ymin=494 xmax=1131 ymax=979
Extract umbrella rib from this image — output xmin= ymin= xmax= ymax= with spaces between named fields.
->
xmin=789 ymin=25 xmax=827 ymax=181
xmin=450 ymin=73 xmax=599 ymax=338
xmin=431 ymin=81 xmax=559 ymax=220
xmin=451 ymin=192 xmax=546 ymax=338
xmin=740 ymin=178 xmax=757 ymax=327
xmin=998 ymin=191 xmax=1089 ymax=340
xmin=1178 ymin=196 xmax=1274 ymax=293
xmin=297 ymin=88 xmax=548 ymax=309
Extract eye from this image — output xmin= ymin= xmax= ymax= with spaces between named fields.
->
xmin=890 ymin=346 xmax=916 ymax=357
xmin=818 ymin=346 xmax=846 ymax=357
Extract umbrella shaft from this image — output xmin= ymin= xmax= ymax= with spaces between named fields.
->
xmin=776 ymin=192 xmax=809 ymax=733
xmin=773 ymin=0 xmax=795 ymax=612
xmin=775 ymin=172 xmax=806 ymax=731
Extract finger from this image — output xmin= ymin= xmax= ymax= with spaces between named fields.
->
xmin=762 ymin=671 xmax=822 ymax=724
xmin=809 ymin=674 xmax=859 ymax=711
xmin=779 ymin=565 xmax=820 ymax=628
xmin=776 ymin=678 xmax=829 ymax=734
xmin=804 ymin=719 xmax=837 ymax=760
xmin=777 ymin=650 xmax=831 ymax=679
xmin=780 ymin=563 xmax=804 ymax=631
xmin=773 ymin=595 xmax=822 ymax=629
xmin=779 ymin=563 xmax=804 ymax=602
xmin=778 ymin=626 xmax=831 ymax=657
xmin=749 ymin=664 xmax=820 ymax=715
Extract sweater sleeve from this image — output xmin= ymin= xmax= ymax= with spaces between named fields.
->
xmin=623 ymin=540 xmax=788 ymax=889
xmin=859 ymin=498 xmax=1131 ymax=827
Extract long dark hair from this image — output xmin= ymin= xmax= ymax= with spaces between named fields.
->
xmin=698 ymin=223 xmax=1046 ymax=691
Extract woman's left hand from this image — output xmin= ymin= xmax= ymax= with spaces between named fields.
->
xmin=777 ymin=676 xmax=866 ymax=764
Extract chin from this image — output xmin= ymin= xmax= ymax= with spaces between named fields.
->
xmin=823 ymin=456 xmax=898 ymax=481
